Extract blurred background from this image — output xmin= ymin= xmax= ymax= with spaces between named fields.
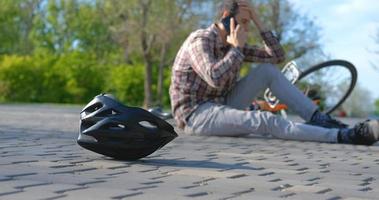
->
xmin=0 ymin=0 xmax=378 ymax=118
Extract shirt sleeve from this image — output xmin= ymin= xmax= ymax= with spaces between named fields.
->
xmin=188 ymin=36 xmax=245 ymax=89
xmin=242 ymin=31 xmax=286 ymax=64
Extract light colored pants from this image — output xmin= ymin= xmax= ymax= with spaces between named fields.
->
xmin=184 ymin=64 xmax=339 ymax=143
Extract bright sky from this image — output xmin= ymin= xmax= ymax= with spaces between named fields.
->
xmin=289 ymin=0 xmax=379 ymax=99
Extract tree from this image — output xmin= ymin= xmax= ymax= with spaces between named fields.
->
xmin=31 ymin=0 xmax=71 ymax=54
xmin=30 ymin=0 xmax=117 ymax=57
xmin=155 ymin=0 xmax=202 ymax=106
xmin=0 ymin=0 xmax=40 ymax=55
xmin=371 ymin=29 xmax=379 ymax=116
xmin=105 ymin=0 xmax=203 ymax=108
xmin=375 ymin=99 xmax=379 ymax=116
xmin=373 ymin=29 xmax=379 ymax=72
xmin=258 ymin=0 xmax=325 ymax=67
xmin=343 ymin=83 xmax=374 ymax=117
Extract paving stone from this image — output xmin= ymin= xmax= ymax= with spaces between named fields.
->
xmin=167 ymin=168 xmax=247 ymax=179
xmin=0 ymin=104 xmax=379 ymax=199
xmin=62 ymin=187 xmax=138 ymax=200
xmin=0 ymin=183 xmax=23 ymax=198
xmin=2 ymin=191 xmax=66 ymax=200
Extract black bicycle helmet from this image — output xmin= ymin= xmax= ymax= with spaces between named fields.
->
xmin=77 ymin=94 xmax=178 ymax=160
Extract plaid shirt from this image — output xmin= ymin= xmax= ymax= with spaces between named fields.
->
xmin=169 ymin=24 xmax=285 ymax=129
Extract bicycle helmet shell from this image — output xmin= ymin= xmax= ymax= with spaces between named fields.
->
xmin=77 ymin=94 xmax=178 ymax=160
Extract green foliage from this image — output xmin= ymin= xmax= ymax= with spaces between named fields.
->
xmin=104 ymin=63 xmax=172 ymax=107
xmin=30 ymin=0 xmax=117 ymax=56
xmin=0 ymin=55 xmax=43 ymax=102
xmin=105 ymin=64 xmax=145 ymax=106
xmin=375 ymin=99 xmax=379 ymax=116
xmin=0 ymin=0 xmax=325 ymax=107
xmin=50 ymin=52 xmax=106 ymax=103
xmin=0 ymin=0 xmax=38 ymax=54
xmin=0 ymin=53 xmax=172 ymax=106
xmin=161 ymin=69 xmax=173 ymax=107
xmin=0 ymin=53 xmax=105 ymax=103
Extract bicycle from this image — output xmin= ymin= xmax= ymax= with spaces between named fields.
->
xmin=253 ymin=60 xmax=357 ymax=117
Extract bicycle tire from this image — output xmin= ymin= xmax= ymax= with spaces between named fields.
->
xmin=296 ymin=60 xmax=357 ymax=115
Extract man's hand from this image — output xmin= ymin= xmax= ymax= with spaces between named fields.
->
xmin=226 ymin=18 xmax=247 ymax=48
xmin=248 ymin=6 xmax=266 ymax=31
xmin=237 ymin=0 xmax=267 ymax=32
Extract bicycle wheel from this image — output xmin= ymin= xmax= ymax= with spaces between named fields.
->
xmin=295 ymin=60 xmax=357 ymax=115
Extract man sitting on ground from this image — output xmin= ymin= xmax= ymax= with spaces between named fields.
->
xmin=169 ymin=0 xmax=379 ymax=145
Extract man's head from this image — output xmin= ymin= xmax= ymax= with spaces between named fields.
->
xmin=218 ymin=0 xmax=239 ymax=18
xmin=218 ymin=0 xmax=251 ymax=32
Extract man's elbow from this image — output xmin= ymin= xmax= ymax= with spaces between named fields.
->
xmin=274 ymin=52 xmax=286 ymax=64
xmin=207 ymin=80 xmax=223 ymax=89
xmin=204 ymin=76 xmax=224 ymax=89
xmin=276 ymin=56 xmax=286 ymax=64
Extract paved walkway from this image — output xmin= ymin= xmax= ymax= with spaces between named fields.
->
xmin=0 ymin=104 xmax=378 ymax=200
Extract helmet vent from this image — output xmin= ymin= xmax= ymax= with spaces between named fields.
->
xmin=97 ymin=109 xmax=120 ymax=117
xmin=139 ymin=121 xmax=158 ymax=130
xmin=117 ymin=124 xmax=125 ymax=129
xmin=103 ymin=123 xmax=126 ymax=131
xmin=81 ymin=121 xmax=96 ymax=130
xmin=86 ymin=102 xmax=103 ymax=113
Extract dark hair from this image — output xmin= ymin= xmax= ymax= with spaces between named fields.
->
xmin=218 ymin=0 xmax=239 ymax=19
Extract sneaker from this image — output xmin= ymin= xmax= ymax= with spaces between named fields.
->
xmin=307 ymin=111 xmax=348 ymax=129
xmin=349 ymin=120 xmax=379 ymax=145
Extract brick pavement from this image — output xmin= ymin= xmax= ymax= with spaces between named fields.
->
xmin=0 ymin=104 xmax=378 ymax=200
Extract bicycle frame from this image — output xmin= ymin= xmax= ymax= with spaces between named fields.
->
xmin=262 ymin=61 xmax=301 ymax=119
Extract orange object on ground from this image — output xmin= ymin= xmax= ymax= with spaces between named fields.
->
xmin=255 ymin=100 xmax=288 ymax=112
xmin=254 ymin=99 xmax=321 ymax=112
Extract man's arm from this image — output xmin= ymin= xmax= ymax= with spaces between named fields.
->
xmin=188 ymin=36 xmax=244 ymax=89
xmin=188 ymin=19 xmax=247 ymax=89
xmin=242 ymin=31 xmax=286 ymax=64
xmin=238 ymin=0 xmax=286 ymax=63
